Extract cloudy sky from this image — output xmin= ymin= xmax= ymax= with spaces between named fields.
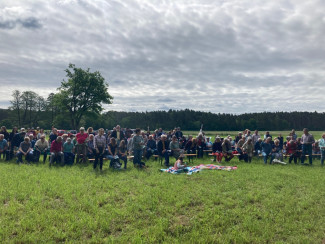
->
xmin=1 ymin=0 xmax=325 ymax=113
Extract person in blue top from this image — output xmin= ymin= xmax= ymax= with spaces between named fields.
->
xmin=261 ymin=137 xmax=273 ymax=164
xmin=63 ymin=138 xmax=75 ymax=165
xmin=0 ymin=134 xmax=9 ymax=160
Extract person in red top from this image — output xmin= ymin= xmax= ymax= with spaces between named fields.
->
xmin=50 ymin=136 xmax=64 ymax=165
xmin=286 ymin=139 xmax=298 ymax=164
xmin=75 ymin=127 xmax=88 ymax=163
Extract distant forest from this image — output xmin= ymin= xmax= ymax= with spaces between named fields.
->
xmin=0 ymin=108 xmax=324 ymax=131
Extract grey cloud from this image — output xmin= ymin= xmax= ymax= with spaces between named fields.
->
xmin=0 ymin=17 xmax=42 ymax=29
xmin=0 ymin=0 xmax=325 ymax=114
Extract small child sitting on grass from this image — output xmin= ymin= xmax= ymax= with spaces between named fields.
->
xmin=173 ymin=155 xmax=187 ymax=172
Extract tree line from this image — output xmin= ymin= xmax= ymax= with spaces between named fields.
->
xmin=1 ymin=64 xmax=324 ymax=131
xmin=1 ymin=105 xmax=325 ymax=131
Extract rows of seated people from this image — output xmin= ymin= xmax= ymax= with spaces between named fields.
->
xmin=0 ymin=126 xmax=324 ymax=168
xmin=211 ymin=129 xmax=322 ymax=165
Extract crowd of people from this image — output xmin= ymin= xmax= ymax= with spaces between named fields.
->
xmin=0 ymin=125 xmax=324 ymax=170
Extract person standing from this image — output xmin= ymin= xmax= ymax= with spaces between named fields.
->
xmin=133 ymin=128 xmax=145 ymax=167
xmin=93 ymin=128 xmax=106 ymax=171
xmin=300 ymin=128 xmax=315 ymax=165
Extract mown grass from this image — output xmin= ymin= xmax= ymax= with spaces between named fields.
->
xmin=1 ymin=153 xmax=325 ymax=243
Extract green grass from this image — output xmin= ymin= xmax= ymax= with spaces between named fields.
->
xmin=1 ymin=154 xmax=325 ymax=243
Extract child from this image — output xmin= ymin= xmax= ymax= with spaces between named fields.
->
xmin=173 ymin=155 xmax=187 ymax=172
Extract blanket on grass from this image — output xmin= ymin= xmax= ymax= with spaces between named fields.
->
xmin=160 ymin=164 xmax=238 ymax=175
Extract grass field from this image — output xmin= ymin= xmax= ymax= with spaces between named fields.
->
xmin=1 ymin=131 xmax=325 ymax=243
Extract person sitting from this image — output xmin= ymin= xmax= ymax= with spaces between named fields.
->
xmin=261 ymin=137 xmax=273 ymax=164
xmin=37 ymin=128 xmax=46 ymax=140
xmin=29 ymin=134 xmax=37 ymax=150
xmin=286 ymin=139 xmax=298 ymax=164
xmin=175 ymin=127 xmax=183 ymax=139
xmin=236 ymin=136 xmax=245 ymax=161
xmin=87 ymin=134 xmax=96 ymax=159
xmin=212 ymin=137 xmax=223 ymax=163
xmin=49 ymin=128 xmax=58 ymax=144
xmin=11 ymin=129 xmax=26 ymax=156
xmin=169 ymin=135 xmax=182 ymax=160
xmin=17 ymin=137 xmax=33 ymax=164
xmin=196 ymin=134 xmax=205 ymax=158
xmin=252 ymin=130 xmax=260 ymax=146
xmin=34 ymin=135 xmax=49 ymax=163
xmin=107 ymin=137 xmax=121 ymax=168
xmin=264 ymin=131 xmax=272 ymax=140
xmin=0 ymin=126 xmax=10 ymax=141
xmin=185 ymin=135 xmax=193 ymax=154
xmin=93 ymin=128 xmax=107 ymax=171
xmin=205 ymin=137 xmax=213 ymax=151
xmin=62 ymin=134 xmax=69 ymax=143
xmin=111 ymin=125 xmax=124 ymax=144
xmin=157 ymin=134 xmax=170 ymax=166
xmin=63 ymin=138 xmax=75 ymax=165
xmin=75 ymin=127 xmax=88 ymax=163
xmin=173 ymin=155 xmax=187 ymax=172
xmin=50 ymin=136 xmax=64 ymax=165
xmin=254 ymin=138 xmax=263 ymax=156
xmin=0 ymin=134 xmax=9 ymax=161
xmin=132 ymin=128 xmax=145 ymax=168
xmin=87 ymin=127 xmax=96 ymax=136
xmin=242 ymin=138 xmax=254 ymax=163
xmin=312 ymin=141 xmax=321 ymax=159
xmin=271 ymin=139 xmax=283 ymax=163
xmin=222 ymin=138 xmax=234 ymax=162
xmin=118 ymin=140 xmax=128 ymax=169
xmin=145 ymin=135 xmax=157 ymax=160
xmin=319 ymin=133 xmax=325 ymax=166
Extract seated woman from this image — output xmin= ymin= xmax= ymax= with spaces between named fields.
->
xmin=118 ymin=140 xmax=128 ymax=169
xmin=170 ymin=135 xmax=182 ymax=159
xmin=205 ymin=137 xmax=213 ymax=151
xmin=261 ymin=137 xmax=273 ymax=164
xmin=87 ymin=134 xmax=96 ymax=159
xmin=236 ymin=136 xmax=246 ymax=161
xmin=173 ymin=155 xmax=187 ymax=172
xmin=196 ymin=134 xmax=205 ymax=158
xmin=63 ymin=138 xmax=75 ymax=165
xmin=286 ymin=139 xmax=298 ymax=164
xmin=271 ymin=139 xmax=283 ymax=163
xmin=222 ymin=138 xmax=234 ymax=162
xmin=185 ymin=135 xmax=193 ymax=154
xmin=313 ymin=141 xmax=321 ymax=159
xmin=107 ymin=137 xmax=121 ymax=168
xmin=212 ymin=137 xmax=223 ymax=163
xmin=242 ymin=138 xmax=254 ymax=163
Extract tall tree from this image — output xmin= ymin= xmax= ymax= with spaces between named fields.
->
xmin=55 ymin=64 xmax=113 ymax=129
xmin=21 ymin=91 xmax=38 ymax=127
xmin=9 ymin=90 xmax=22 ymax=128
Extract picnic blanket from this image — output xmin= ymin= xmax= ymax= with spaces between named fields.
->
xmin=160 ymin=164 xmax=237 ymax=175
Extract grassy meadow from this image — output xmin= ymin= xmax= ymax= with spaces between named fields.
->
xmin=1 ymin=131 xmax=325 ymax=243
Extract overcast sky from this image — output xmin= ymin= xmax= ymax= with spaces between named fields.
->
xmin=1 ymin=0 xmax=325 ymax=113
